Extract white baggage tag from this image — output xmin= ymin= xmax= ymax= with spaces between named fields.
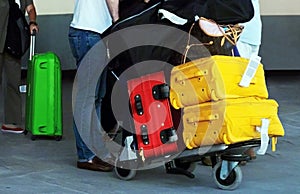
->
xmin=119 ymin=136 xmax=137 ymax=161
xmin=158 ymin=9 xmax=188 ymax=25
xmin=19 ymin=85 xmax=27 ymax=93
xmin=256 ymin=118 xmax=270 ymax=155
xmin=239 ymin=55 xmax=261 ymax=87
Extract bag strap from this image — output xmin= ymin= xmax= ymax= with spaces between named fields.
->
xmin=199 ymin=17 xmax=242 ymax=46
xmin=181 ymin=21 xmax=213 ymax=64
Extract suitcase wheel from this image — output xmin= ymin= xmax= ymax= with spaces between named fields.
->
xmin=160 ymin=128 xmax=178 ymax=144
xmin=55 ymin=136 xmax=62 ymax=141
xmin=212 ymin=161 xmax=242 ymax=190
xmin=152 ymin=83 xmax=170 ymax=100
xmin=31 ymin=135 xmax=37 ymax=141
xmin=23 ymin=130 xmax=28 ymax=135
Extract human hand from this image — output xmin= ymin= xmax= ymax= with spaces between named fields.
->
xmin=29 ymin=22 xmax=39 ymax=34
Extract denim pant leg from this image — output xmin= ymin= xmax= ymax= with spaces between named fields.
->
xmin=95 ymin=66 xmax=107 ymax=121
xmin=68 ymin=27 xmax=102 ymax=161
xmin=72 ymin=120 xmax=94 ymax=162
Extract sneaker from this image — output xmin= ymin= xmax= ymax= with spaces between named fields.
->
xmin=1 ymin=124 xmax=24 ymax=134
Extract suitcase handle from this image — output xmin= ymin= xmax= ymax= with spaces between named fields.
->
xmin=29 ymin=29 xmax=37 ymax=61
xmin=174 ymin=70 xmax=208 ymax=83
xmin=187 ymin=114 xmax=219 ymax=123
xmin=134 ymin=94 xmax=144 ymax=115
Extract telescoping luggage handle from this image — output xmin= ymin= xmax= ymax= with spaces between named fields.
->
xmin=29 ymin=29 xmax=37 ymax=61
xmin=20 ymin=30 xmax=37 ymax=93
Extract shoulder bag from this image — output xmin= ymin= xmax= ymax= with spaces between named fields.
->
xmin=5 ymin=0 xmax=30 ymax=58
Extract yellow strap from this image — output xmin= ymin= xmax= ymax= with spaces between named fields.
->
xmin=272 ymin=137 xmax=277 ymax=152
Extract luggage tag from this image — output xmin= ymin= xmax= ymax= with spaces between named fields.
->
xmin=19 ymin=85 xmax=27 ymax=93
xmin=256 ymin=118 xmax=270 ymax=155
xmin=239 ymin=55 xmax=261 ymax=87
xmin=158 ymin=9 xmax=188 ymax=25
xmin=119 ymin=136 xmax=137 ymax=161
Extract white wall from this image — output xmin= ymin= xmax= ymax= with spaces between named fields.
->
xmin=261 ymin=0 xmax=300 ymax=15
xmin=33 ymin=0 xmax=74 ymax=15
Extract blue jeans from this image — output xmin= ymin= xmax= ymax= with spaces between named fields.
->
xmin=68 ymin=27 xmax=107 ymax=162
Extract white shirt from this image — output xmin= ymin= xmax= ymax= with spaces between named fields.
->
xmin=238 ymin=0 xmax=262 ymax=46
xmin=70 ymin=0 xmax=112 ymax=34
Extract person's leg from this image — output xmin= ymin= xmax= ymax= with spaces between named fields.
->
xmin=0 ymin=53 xmax=3 ymax=123
xmin=94 ymin=38 xmax=108 ymax=121
xmin=2 ymin=53 xmax=22 ymax=129
xmin=0 ymin=53 xmax=3 ymax=83
xmin=68 ymin=27 xmax=113 ymax=171
xmin=69 ymin=27 xmax=96 ymax=162
xmin=72 ymin=119 xmax=95 ymax=162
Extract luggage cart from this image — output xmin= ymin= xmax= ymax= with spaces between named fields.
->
xmin=112 ymin=129 xmax=261 ymax=190
xmin=102 ymin=1 xmax=281 ymax=190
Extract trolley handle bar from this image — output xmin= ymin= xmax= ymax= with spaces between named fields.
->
xmin=29 ymin=29 xmax=37 ymax=61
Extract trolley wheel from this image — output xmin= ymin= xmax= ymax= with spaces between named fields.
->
xmin=31 ymin=135 xmax=36 ymax=141
xmin=174 ymin=160 xmax=196 ymax=172
xmin=114 ymin=160 xmax=137 ymax=180
xmin=114 ymin=166 xmax=136 ymax=180
xmin=212 ymin=161 xmax=242 ymax=190
xmin=55 ymin=136 xmax=62 ymax=141
xmin=152 ymin=83 xmax=170 ymax=100
xmin=23 ymin=130 xmax=28 ymax=135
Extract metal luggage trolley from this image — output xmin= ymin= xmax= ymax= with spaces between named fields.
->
xmin=108 ymin=71 xmax=262 ymax=190
xmin=102 ymin=0 xmax=274 ymax=190
xmin=112 ymin=125 xmax=261 ymax=190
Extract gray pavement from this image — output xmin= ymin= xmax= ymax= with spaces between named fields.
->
xmin=0 ymin=72 xmax=299 ymax=194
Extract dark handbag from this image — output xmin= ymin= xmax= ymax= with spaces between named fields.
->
xmin=5 ymin=0 xmax=30 ymax=58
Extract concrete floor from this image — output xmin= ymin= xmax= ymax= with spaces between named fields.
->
xmin=0 ymin=71 xmax=299 ymax=194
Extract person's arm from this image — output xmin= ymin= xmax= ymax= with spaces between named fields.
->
xmin=26 ymin=4 xmax=39 ymax=33
xmin=106 ymin=0 xmax=119 ymax=22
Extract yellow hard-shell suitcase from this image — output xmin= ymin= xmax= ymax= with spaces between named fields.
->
xmin=182 ymin=97 xmax=284 ymax=149
xmin=170 ymin=56 xmax=269 ymax=109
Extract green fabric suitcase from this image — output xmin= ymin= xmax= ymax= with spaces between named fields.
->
xmin=25 ymin=51 xmax=63 ymax=140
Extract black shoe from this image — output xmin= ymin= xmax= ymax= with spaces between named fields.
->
xmin=77 ymin=156 xmax=114 ymax=172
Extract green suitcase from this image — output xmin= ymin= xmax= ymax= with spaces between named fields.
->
xmin=25 ymin=40 xmax=63 ymax=140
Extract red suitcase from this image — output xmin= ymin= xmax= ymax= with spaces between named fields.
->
xmin=127 ymin=71 xmax=178 ymax=159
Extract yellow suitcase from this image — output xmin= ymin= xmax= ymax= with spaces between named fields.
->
xmin=182 ymin=97 xmax=285 ymax=149
xmin=170 ymin=56 xmax=269 ymax=109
